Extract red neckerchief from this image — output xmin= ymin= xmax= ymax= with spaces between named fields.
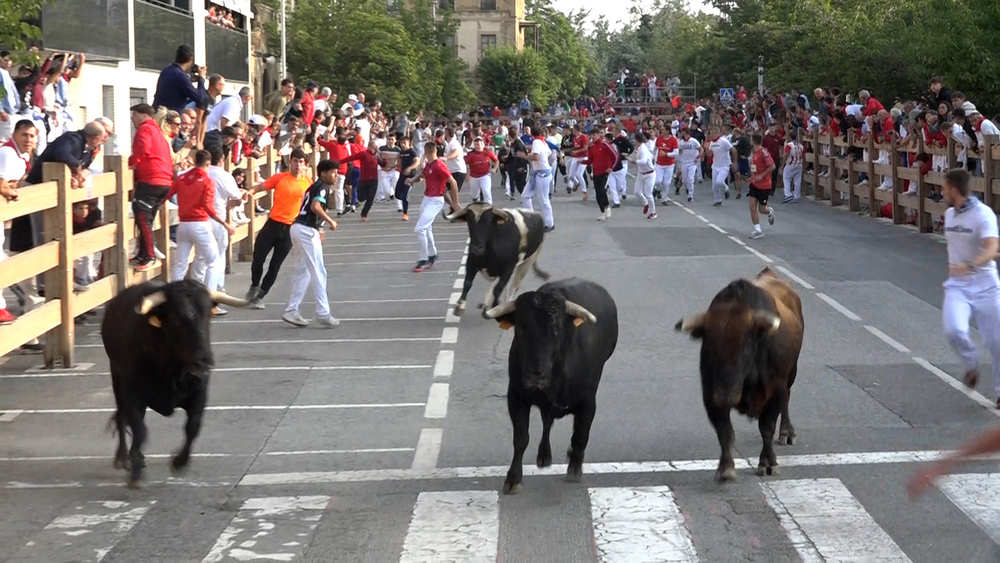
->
xmin=4 ymin=139 xmax=29 ymax=173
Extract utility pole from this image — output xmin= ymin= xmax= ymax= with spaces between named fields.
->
xmin=280 ymin=0 xmax=287 ymax=79
xmin=757 ymin=54 xmax=764 ymax=95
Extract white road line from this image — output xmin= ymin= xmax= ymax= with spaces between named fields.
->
xmin=457 ymin=265 xmax=466 ymax=276
xmin=237 ymin=450 xmax=990 ymax=486
xmin=400 ymin=491 xmax=499 ymax=563
xmin=12 ymin=500 xmax=155 ymax=562
xmin=211 ymin=316 xmax=444 ymax=324
xmin=936 ymin=473 xmax=1000 ymax=543
xmin=679 ymin=206 xmax=696 ymax=215
xmin=815 ymin=292 xmax=862 ymax=321
xmin=445 ymin=308 xmax=461 ymax=324
xmin=265 ymin=448 xmax=413 ymax=456
xmin=727 ymin=235 xmax=747 ymax=246
xmin=265 ymin=298 xmax=448 ymax=305
xmin=25 ymin=362 xmax=94 ymax=373
xmin=696 ymin=215 xmax=710 ymax=223
xmin=441 ymin=327 xmax=458 ymax=344
xmin=762 ymin=479 xmax=911 ymax=562
xmin=460 ymin=255 xmax=467 ymax=265
xmin=0 ymin=449 xmax=412 ymax=462
xmin=864 ymin=325 xmax=911 ymax=353
xmin=912 ymin=357 xmax=1000 ymax=416
xmin=449 ymin=292 xmax=460 ymax=305
xmin=2 ymin=403 xmax=426 ymax=415
xmin=424 ymin=383 xmax=449 ymax=419
xmin=708 ymin=223 xmax=726 ymax=234
xmin=202 ymin=496 xmax=331 ymax=563
xmin=744 ymin=246 xmax=774 ymax=263
xmin=452 ymin=278 xmax=463 ymax=289
xmin=434 ymin=350 xmax=455 ymax=378
xmin=77 ymin=337 xmax=440 ymax=349
xmin=0 ymin=364 xmax=432 ymax=380
xmin=775 ymin=266 xmax=816 ymax=290
xmin=0 ymin=410 xmax=22 ymax=422
xmin=589 ymin=486 xmax=698 ymax=562
xmin=411 ymin=428 xmax=443 ymax=470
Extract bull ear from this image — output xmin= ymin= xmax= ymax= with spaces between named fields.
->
xmin=148 ymin=316 xmax=162 ymax=328
xmin=750 ymin=310 xmax=781 ymax=334
xmin=758 ymin=267 xmax=777 ymax=279
xmin=675 ymin=313 xmax=706 ymax=339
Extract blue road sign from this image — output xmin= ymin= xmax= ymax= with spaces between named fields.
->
xmin=720 ymin=88 xmax=735 ymax=104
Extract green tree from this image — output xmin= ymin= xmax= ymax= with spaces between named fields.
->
xmin=476 ymin=45 xmax=548 ymax=108
xmin=524 ymin=0 xmax=598 ymax=102
xmin=0 ymin=0 xmax=47 ymax=51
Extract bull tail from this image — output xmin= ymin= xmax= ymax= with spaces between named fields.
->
xmin=532 ymin=261 xmax=551 ymax=281
xmin=106 ymin=411 xmax=130 ymax=439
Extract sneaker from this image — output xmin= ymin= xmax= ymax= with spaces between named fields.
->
xmin=426 ymin=255 xmax=438 ymax=269
xmin=0 ymin=308 xmax=16 ymax=325
xmin=647 ymin=213 xmax=657 ymax=220
xmin=965 ymin=368 xmax=979 ymax=388
xmin=154 ymin=246 xmax=166 ymax=260
xmin=724 ymin=189 xmax=730 ymax=199
xmin=767 ymin=209 xmax=775 ymax=226
xmin=713 ymin=202 xmax=722 ymax=207
xmin=612 ymin=203 xmax=621 ymax=209
xmin=21 ymin=338 xmax=43 ymax=352
xmin=582 ymin=192 xmax=588 ymax=200
xmin=660 ymin=200 xmax=670 ymax=206
xmin=129 ymin=256 xmax=143 ymax=266
xmin=283 ymin=311 xmax=308 ymax=327
xmin=413 ymin=260 xmax=428 ymax=273
xmin=133 ymin=259 xmax=157 ymax=272
xmin=212 ymin=306 xmax=228 ymax=316
xmin=783 ymin=196 xmax=793 ymax=203
xmin=687 ymin=196 xmax=693 ymax=202
xmin=249 ymin=298 xmax=265 ymax=310
xmin=402 ymin=213 xmax=409 ymax=221
xmin=597 ymin=212 xmax=607 ymax=222
xmin=543 ymin=225 xmax=554 ymax=232
xmin=361 ymin=216 xmax=368 ymax=223
xmin=643 ymin=204 xmax=649 ymax=215
xmin=749 ymin=230 xmax=764 ymax=240
xmin=621 ymin=194 xmax=627 ymax=201
xmin=735 ymin=192 xmax=742 ymax=199
xmin=316 ymin=316 xmax=340 ymax=328
xmin=245 ymin=286 xmax=261 ymax=302
xmin=73 ymin=281 xmax=90 ymax=293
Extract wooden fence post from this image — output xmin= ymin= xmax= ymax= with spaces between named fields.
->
xmin=105 ymin=156 xmax=131 ymax=292
xmin=828 ymin=130 xmax=840 ymax=206
xmin=847 ymin=130 xmax=860 ymax=212
xmin=866 ymin=134 xmax=877 ymax=217
xmin=916 ymin=137 xmax=932 ymax=232
xmin=41 ymin=163 xmax=74 ymax=368
xmin=811 ymin=128 xmax=823 ymax=200
xmin=156 ymin=198 xmax=171 ymax=282
xmin=890 ymin=138 xmax=903 ymax=224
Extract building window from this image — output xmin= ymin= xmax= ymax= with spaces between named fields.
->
xmin=438 ymin=0 xmax=454 ymax=10
xmin=39 ymin=0 xmax=129 ymax=60
xmin=481 ymin=0 xmax=497 ymax=9
xmin=134 ymin=0 xmax=195 ymax=72
xmin=129 ymin=88 xmax=148 ymax=140
xmin=480 ymin=34 xmax=497 ymax=58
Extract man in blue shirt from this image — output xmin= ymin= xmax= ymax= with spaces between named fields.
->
xmin=152 ymin=45 xmax=206 ymax=113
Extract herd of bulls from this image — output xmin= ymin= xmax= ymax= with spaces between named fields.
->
xmin=101 ymin=203 xmax=804 ymax=490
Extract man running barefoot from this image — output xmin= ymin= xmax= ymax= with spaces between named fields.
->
xmin=747 ymin=133 xmax=776 ymax=240
xmin=407 ymin=142 xmax=459 ymax=273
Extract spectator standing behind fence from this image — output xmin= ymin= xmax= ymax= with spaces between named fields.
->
xmin=128 ymin=103 xmax=174 ymax=272
xmin=206 ymin=86 xmax=250 ymax=135
xmin=0 ymin=119 xmax=37 ymax=327
xmin=152 ymin=45 xmax=206 ymax=114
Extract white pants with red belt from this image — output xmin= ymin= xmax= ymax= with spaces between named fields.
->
xmin=469 ymin=174 xmax=492 ymax=205
xmin=636 ymin=169 xmax=656 ymax=214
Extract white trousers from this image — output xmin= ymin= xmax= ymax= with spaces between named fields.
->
xmin=681 ymin=163 xmax=698 ymax=198
xmin=0 ymin=227 xmax=6 ymax=309
xmin=571 ymin=156 xmax=587 ymax=192
xmin=521 ymin=170 xmax=554 ymax=227
xmin=711 ymin=166 xmax=729 ymax=203
xmin=943 ymin=282 xmax=1000 ymax=395
xmin=191 ymin=222 xmax=229 ymax=291
xmin=285 ymin=223 xmax=330 ymax=318
xmin=469 ymin=175 xmax=493 ymax=205
xmin=655 ymin=164 xmax=674 ymax=200
xmin=416 ymin=196 xmax=444 ymax=261
xmin=783 ymin=164 xmax=803 ymax=199
xmin=333 ymin=174 xmax=346 ymax=213
xmin=636 ymin=171 xmax=655 ymax=213
xmin=172 ymin=221 xmax=219 ymax=285
xmin=609 ymin=166 xmax=627 ymax=204
xmin=378 ymin=169 xmax=399 ymax=201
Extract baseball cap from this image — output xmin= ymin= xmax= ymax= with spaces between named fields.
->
xmin=248 ymin=114 xmax=268 ymax=126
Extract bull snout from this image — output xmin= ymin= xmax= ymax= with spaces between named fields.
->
xmin=469 ymin=244 xmax=486 ymax=258
xmin=521 ymin=371 xmax=551 ymax=390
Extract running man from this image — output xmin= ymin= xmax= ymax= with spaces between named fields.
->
xmin=708 ymin=128 xmax=737 ymax=207
xmin=407 ymin=142 xmax=459 ymax=273
xmin=938 ymin=168 xmax=1000 ymax=404
xmin=394 ymin=136 xmax=420 ymax=221
xmin=747 ymin=133 xmax=776 ymax=239
xmin=654 ymin=124 xmax=677 ymax=206
xmin=632 ymin=132 xmax=657 ymax=219
xmin=520 ymin=125 xmax=555 ymax=232
xmin=283 ymin=159 xmax=340 ymax=329
xmin=167 ymin=150 xmax=235 ymax=285
xmin=243 ymin=148 xmax=312 ymax=309
xmin=677 ymin=128 xmax=702 ymax=202
xmin=465 ymin=136 xmax=498 ymax=205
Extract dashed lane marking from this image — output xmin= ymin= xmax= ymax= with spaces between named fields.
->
xmin=433 ymin=351 xmax=454 ymax=379
xmin=912 ymin=357 xmax=1000 ymax=417
xmin=815 ymin=293 xmax=862 ymax=321
xmin=864 ymin=325 xmax=911 ymax=353
xmin=708 ymin=223 xmax=726 ymax=234
xmin=77 ymin=337 xmax=440 ymax=349
xmin=411 ymin=429 xmax=443 ymax=471
xmin=441 ymin=327 xmax=458 ymax=344
xmin=727 ymin=235 xmax=747 ymax=246
xmin=744 ymin=246 xmax=774 ymax=263
xmin=775 ymin=266 xmax=816 ymax=290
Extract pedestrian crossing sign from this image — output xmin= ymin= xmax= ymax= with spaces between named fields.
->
xmin=720 ymin=88 xmax=735 ymax=104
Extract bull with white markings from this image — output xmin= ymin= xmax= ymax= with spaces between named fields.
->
xmin=486 ymin=277 xmax=618 ymax=494
xmin=443 ymin=203 xmax=550 ymax=318
xmin=102 ymin=279 xmax=248 ymax=488
xmin=675 ymin=267 xmax=804 ymax=482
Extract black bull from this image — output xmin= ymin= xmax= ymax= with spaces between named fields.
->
xmin=485 ymin=278 xmax=618 ymax=495
xmin=675 ymin=267 xmax=804 ymax=482
xmin=443 ymin=203 xmax=550 ymax=317
xmin=101 ymin=280 xmax=248 ymax=488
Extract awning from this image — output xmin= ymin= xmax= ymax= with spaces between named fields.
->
xmin=214 ymin=0 xmax=254 ymax=19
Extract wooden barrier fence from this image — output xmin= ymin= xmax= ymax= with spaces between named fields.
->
xmin=0 ymin=144 xmax=326 ymax=367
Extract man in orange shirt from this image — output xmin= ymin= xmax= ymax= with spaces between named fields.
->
xmin=242 ymin=148 xmax=312 ymax=308
xmin=167 ymin=150 xmax=235 ymax=285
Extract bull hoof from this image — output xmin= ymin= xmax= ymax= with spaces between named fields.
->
xmin=113 ymin=456 xmax=129 ymax=470
xmin=502 ymin=481 xmax=523 ymax=495
xmin=716 ymin=467 xmax=737 ymax=482
xmin=454 ymin=304 xmax=465 ymax=316
xmin=565 ymin=470 xmax=583 ymax=483
xmin=126 ymin=478 xmax=142 ymax=490
xmin=171 ymin=454 xmax=190 ymax=472
xmin=477 ymin=302 xmax=486 ymax=309
xmin=756 ymin=463 xmax=780 ymax=476
xmin=536 ymin=453 xmax=552 ymax=468
xmin=776 ymin=432 xmax=795 ymax=446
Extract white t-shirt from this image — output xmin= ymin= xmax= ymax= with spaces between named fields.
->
xmin=313 ymin=98 xmax=327 ymax=115
xmin=635 ymin=141 xmax=655 ymax=173
xmin=944 ymin=198 xmax=1000 ymax=288
xmin=206 ymin=96 xmax=243 ymax=132
xmin=530 ymin=138 xmax=552 ymax=172
xmin=256 ymin=130 xmax=272 ymax=150
xmin=677 ymin=138 xmax=701 ymax=164
xmin=0 ymin=144 xmax=28 ymax=182
xmin=710 ymin=137 xmax=734 ymax=169
xmin=207 ymin=165 xmax=244 ymax=218
xmin=444 ymin=137 xmax=467 ymax=173
xmin=356 ymin=118 xmax=371 ymax=145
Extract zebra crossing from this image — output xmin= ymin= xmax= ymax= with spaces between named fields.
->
xmin=9 ymin=472 xmax=1000 ymax=562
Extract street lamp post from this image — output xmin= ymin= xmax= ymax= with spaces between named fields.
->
xmin=757 ymin=54 xmax=764 ymax=95
xmin=280 ymin=0 xmax=287 ymax=79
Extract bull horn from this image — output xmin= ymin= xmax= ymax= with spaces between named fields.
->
xmin=758 ymin=267 xmax=777 ymax=279
xmin=490 ymin=207 xmax=509 ymax=219
xmin=485 ymin=299 xmax=517 ymax=319
xmin=443 ymin=206 xmax=469 ymax=222
xmin=136 ymin=291 xmax=167 ymax=315
xmin=750 ymin=310 xmax=781 ymax=332
xmin=564 ymin=301 xmax=597 ymax=324
xmin=675 ymin=313 xmax=706 ymax=333
xmin=209 ymin=290 xmax=250 ymax=308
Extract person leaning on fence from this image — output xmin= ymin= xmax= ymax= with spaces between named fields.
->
xmin=128 ymin=103 xmax=174 ymax=272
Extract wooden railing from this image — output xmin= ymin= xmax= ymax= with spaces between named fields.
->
xmin=0 ymin=144 xmax=325 ymax=367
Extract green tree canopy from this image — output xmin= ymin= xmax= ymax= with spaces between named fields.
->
xmin=476 ymin=45 xmax=548 ymax=108
xmin=523 ymin=0 xmax=599 ymax=103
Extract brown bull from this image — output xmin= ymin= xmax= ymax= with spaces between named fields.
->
xmin=675 ymin=267 xmax=804 ymax=481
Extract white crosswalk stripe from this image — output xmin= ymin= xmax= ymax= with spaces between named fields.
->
xmin=13 ymin=473 xmax=1000 ymax=561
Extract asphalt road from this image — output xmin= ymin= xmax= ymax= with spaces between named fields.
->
xmin=3 ymin=171 xmax=1000 ymax=562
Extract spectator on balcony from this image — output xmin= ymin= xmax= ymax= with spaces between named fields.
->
xmin=128 ymin=103 xmax=174 ymax=272
xmin=206 ymin=86 xmax=251 ymax=134
xmin=152 ymin=45 xmax=207 ymax=114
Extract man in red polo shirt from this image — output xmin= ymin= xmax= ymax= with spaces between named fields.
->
xmin=406 ymin=142 xmax=458 ymax=272
xmin=464 ymin=137 xmax=498 ymax=205
xmin=747 ymin=133 xmax=776 ymax=240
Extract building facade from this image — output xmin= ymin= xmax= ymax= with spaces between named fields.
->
xmin=35 ymin=0 xmax=253 ymax=152
xmin=402 ymin=0 xmax=527 ymax=71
